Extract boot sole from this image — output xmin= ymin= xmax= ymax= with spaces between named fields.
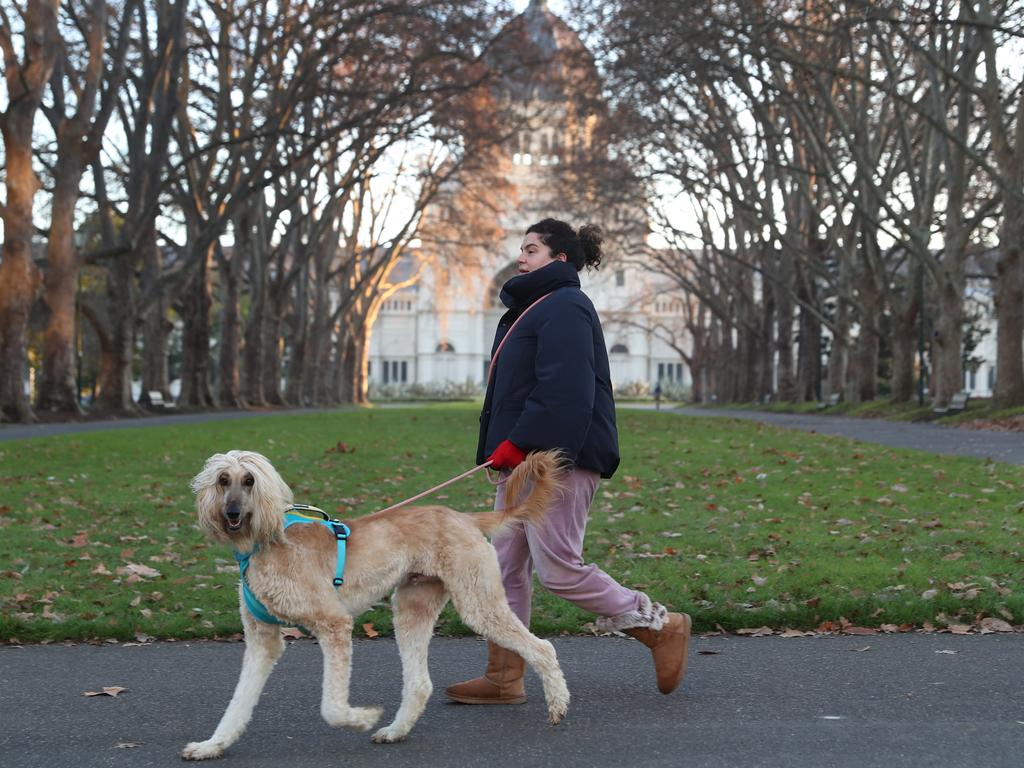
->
xmin=445 ymin=692 xmax=527 ymax=705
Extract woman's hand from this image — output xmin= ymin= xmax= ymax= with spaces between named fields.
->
xmin=488 ymin=439 xmax=527 ymax=470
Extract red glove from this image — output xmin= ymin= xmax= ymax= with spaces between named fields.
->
xmin=488 ymin=439 xmax=527 ymax=470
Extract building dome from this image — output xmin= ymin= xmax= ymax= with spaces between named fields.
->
xmin=487 ymin=0 xmax=601 ymax=103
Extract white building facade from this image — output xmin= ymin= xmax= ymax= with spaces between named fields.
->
xmin=367 ymin=1 xmax=690 ymax=396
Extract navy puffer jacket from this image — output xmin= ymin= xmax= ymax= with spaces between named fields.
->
xmin=476 ymin=260 xmax=620 ymax=479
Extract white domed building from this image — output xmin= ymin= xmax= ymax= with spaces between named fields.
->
xmin=367 ymin=0 xmax=691 ymax=396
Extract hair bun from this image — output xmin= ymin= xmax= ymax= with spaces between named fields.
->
xmin=577 ymin=224 xmax=603 ymax=270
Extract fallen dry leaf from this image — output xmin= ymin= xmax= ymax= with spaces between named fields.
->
xmin=363 ymin=622 xmax=379 ymax=639
xmin=83 ymin=686 xmax=128 ymax=697
xmin=735 ymin=626 xmax=774 ymax=637
xmin=281 ymin=627 xmax=305 ymax=639
xmin=119 ymin=563 xmax=161 ymax=579
xmin=114 ymin=741 xmax=142 ymax=749
xmin=948 ymin=624 xmax=972 ymax=635
xmin=978 ymin=617 xmax=1014 ymax=633
xmin=779 ymin=629 xmax=811 ymax=638
xmin=934 ymin=649 xmax=959 ymax=655
xmin=843 ymin=626 xmax=877 ymax=636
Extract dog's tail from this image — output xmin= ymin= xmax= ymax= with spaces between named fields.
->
xmin=471 ymin=450 xmax=566 ymax=536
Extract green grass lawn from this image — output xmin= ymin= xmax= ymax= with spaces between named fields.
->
xmin=1 ymin=406 xmax=1021 ymax=643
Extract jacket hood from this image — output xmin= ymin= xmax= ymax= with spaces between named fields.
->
xmin=499 ymin=260 xmax=580 ymax=311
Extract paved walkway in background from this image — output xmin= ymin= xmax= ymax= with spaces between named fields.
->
xmin=0 ymin=407 xmax=351 ymax=442
xmin=2 ymin=635 xmax=1022 ymax=768
xmin=675 ymin=406 xmax=1024 ymax=466
xmin=3 ymin=403 xmax=1021 ymax=466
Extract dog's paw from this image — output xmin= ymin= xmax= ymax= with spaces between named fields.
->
xmin=181 ymin=740 xmax=225 ymax=760
xmin=371 ymin=725 xmax=408 ymax=744
xmin=547 ymin=692 xmax=570 ymax=725
xmin=323 ymin=705 xmax=383 ymax=731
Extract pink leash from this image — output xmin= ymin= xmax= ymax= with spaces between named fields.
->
xmin=373 ymin=461 xmax=498 ymax=515
xmin=375 ymin=292 xmax=552 ymax=515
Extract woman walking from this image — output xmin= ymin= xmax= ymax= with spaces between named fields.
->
xmin=446 ymin=219 xmax=691 ymax=704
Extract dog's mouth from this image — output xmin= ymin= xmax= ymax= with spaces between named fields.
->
xmin=223 ymin=513 xmax=246 ymax=533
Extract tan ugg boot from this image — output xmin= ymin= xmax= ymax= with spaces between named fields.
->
xmin=624 ymin=612 xmax=692 ymax=695
xmin=444 ymin=641 xmax=527 ymax=704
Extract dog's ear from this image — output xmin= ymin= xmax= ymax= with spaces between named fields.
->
xmin=192 ymin=453 xmax=232 ymax=541
xmin=237 ymin=452 xmax=292 ymax=544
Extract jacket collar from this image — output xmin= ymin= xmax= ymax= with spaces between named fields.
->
xmin=499 ymin=260 xmax=580 ymax=311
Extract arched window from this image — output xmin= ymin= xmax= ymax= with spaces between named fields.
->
xmin=610 ymin=343 xmax=629 ymax=355
xmin=436 ymin=341 xmax=455 ymax=353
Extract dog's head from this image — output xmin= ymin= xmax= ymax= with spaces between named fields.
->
xmin=190 ymin=450 xmax=292 ymax=549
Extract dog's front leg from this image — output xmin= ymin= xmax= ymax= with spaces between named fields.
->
xmin=372 ymin=580 xmax=448 ymax=744
xmin=182 ymin=615 xmax=285 ymax=760
xmin=317 ymin=616 xmax=383 ymax=731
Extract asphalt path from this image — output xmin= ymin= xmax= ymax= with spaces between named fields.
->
xmin=0 ymin=407 xmax=353 ymax=442
xmin=675 ymin=406 xmax=1024 ymax=466
xmin=1 ymin=634 xmax=1021 ymax=768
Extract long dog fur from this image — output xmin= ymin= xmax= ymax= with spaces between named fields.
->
xmin=182 ymin=450 xmax=569 ymax=760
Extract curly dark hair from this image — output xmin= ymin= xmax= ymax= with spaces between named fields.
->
xmin=525 ymin=218 xmax=603 ymax=271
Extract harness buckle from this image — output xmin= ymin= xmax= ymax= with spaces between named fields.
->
xmin=330 ymin=521 xmax=350 ymax=541
xmin=333 ymin=576 xmax=344 ymax=586
xmin=288 ymin=503 xmax=329 ymax=520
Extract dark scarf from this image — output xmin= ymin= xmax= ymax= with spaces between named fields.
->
xmin=499 ymin=260 xmax=581 ymax=313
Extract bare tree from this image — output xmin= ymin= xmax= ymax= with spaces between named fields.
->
xmin=0 ymin=0 xmax=59 ymax=422
xmin=36 ymin=0 xmax=131 ymax=414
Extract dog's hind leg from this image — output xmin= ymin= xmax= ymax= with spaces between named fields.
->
xmin=449 ymin=578 xmax=570 ymax=725
xmin=182 ymin=613 xmax=285 ymax=760
xmin=372 ymin=579 xmax=449 ymax=744
xmin=316 ymin=614 xmax=384 ymax=732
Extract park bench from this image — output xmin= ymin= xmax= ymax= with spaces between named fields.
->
xmin=147 ymin=391 xmax=177 ymax=411
xmin=817 ymin=392 xmax=841 ymax=410
xmin=932 ymin=391 xmax=970 ymax=416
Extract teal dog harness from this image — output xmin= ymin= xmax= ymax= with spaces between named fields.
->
xmin=234 ymin=504 xmax=351 ymax=627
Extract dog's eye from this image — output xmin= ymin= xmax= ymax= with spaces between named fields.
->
xmin=243 ymin=475 xmax=255 ymax=487
xmin=218 ymin=475 xmax=229 ymax=487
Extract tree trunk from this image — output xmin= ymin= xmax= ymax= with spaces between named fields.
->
xmin=0 ymin=0 xmax=59 ymax=422
xmin=931 ymin=275 xmax=965 ymax=407
xmin=216 ymin=245 xmax=243 ymax=408
xmin=140 ymin=234 xmax=172 ymax=404
xmin=795 ymin=264 xmax=821 ymax=403
xmin=338 ymin=325 xmax=371 ymax=405
xmin=241 ymin=211 xmax=267 ymax=407
xmin=889 ymin=273 xmax=919 ymax=403
xmin=993 ymin=213 xmax=1024 ymax=406
xmin=757 ymin=271 xmax=775 ymax=401
xmin=179 ymin=245 xmax=215 ymax=407
xmin=774 ymin=256 xmax=795 ymax=402
xmin=284 ymin=265 xmax=309 ymax=406
xmin=93 ymin=259 xmax=137 ymax=412
xmin=37 ymin=154 xmax=86 ymax=414
xmin=263 ymin=288 xmax=286 ymax=405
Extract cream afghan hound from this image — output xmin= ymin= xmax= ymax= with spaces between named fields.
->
xmin=182 ymin=449 xmax=569 ymax=760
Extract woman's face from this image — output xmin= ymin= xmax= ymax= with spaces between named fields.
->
xmin=518 ymin=232 xmax=567 ymax=274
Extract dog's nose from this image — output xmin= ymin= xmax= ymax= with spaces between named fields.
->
xmin=225 ymin=500 xmax=241 ymax=521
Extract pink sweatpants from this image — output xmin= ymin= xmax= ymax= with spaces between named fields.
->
xmin=492 ymin=466 xmax=641 ymax=625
